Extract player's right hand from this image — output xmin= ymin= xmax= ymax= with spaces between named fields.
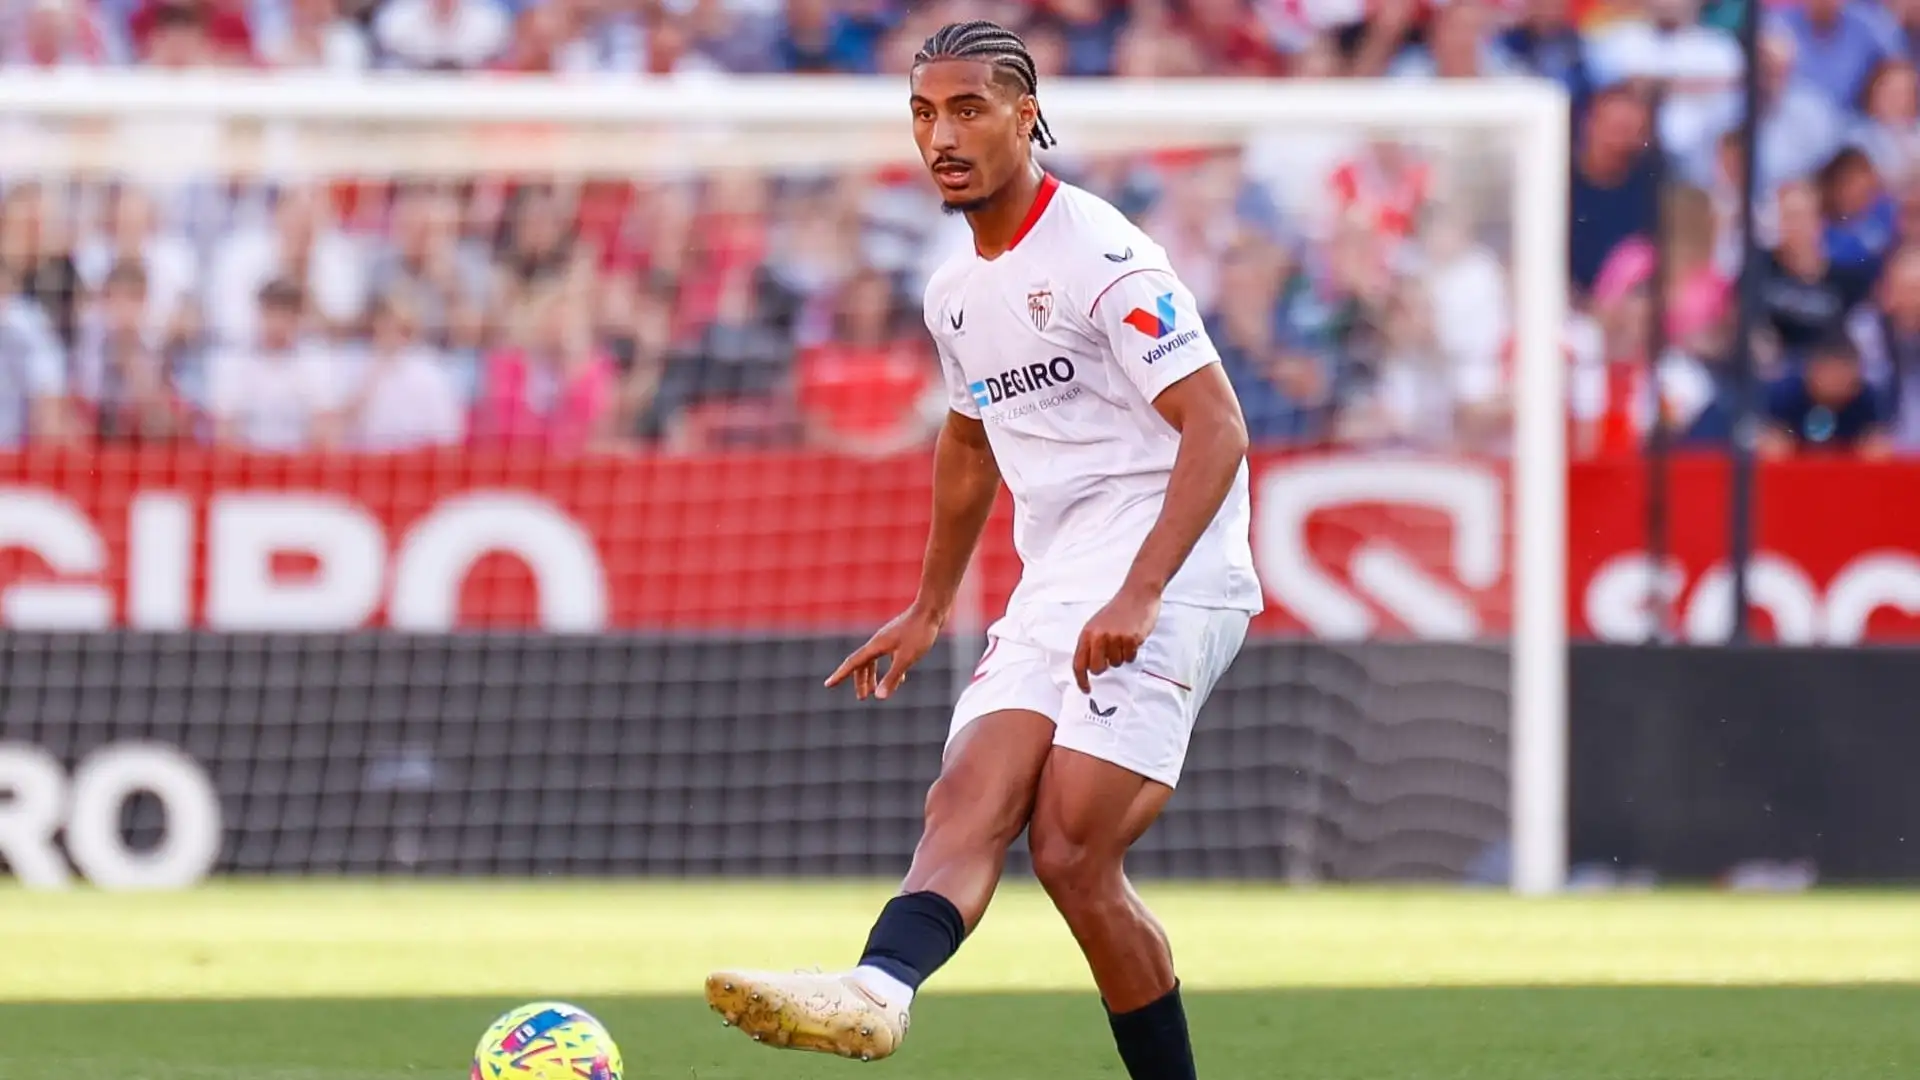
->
xmin=825 ymin=605 xmax=944 ymax=701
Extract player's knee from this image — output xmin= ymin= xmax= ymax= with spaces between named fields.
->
xmin=922 ymin=770 xmax=1030 ymax=851
xmin=1028 ymin=826 xmax=1120 ymax=905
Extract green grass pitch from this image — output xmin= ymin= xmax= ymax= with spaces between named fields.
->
xmin=1 ymin=881 xmax=1917 ymax=1079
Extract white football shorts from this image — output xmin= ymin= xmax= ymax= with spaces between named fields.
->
xmin=948 ymin=599 xmax=1250 ymax=788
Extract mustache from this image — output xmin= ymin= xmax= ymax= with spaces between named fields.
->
xmin=931 ymin=157 xmax=974 ymax=170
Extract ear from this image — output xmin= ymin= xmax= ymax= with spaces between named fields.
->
xmin=1018 ymin=94 xmax=1038 ymax=140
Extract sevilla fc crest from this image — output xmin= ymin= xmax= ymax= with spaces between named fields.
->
xmin=1027 ymin=288 xmax=1053 ymax=331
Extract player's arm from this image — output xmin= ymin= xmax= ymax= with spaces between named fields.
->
xmin=826 ymin=312 xmax=1000 ymax=701
xmin=1073 ymin=266 xmax=1249 ymax=689
xmin=914 ymin=409 xmax=1001 ymax=622
xmin=1120 ymin=364 xmax=1249 ymax=600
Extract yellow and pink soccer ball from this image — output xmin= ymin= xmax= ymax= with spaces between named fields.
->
xmin=472 ymin=1002 xmax=623 ymax=1080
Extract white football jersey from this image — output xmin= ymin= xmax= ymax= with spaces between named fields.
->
xmin=924 ymin=175 xmax=1263 ymax=616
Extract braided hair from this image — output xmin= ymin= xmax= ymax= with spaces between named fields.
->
xmin=913 ymin=21 xmax=1057 ymax=150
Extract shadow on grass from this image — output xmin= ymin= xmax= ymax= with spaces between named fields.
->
xmin=1 ymin=986 xmax=1916 ymax=1080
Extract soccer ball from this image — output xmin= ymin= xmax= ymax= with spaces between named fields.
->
xmin=471 ymin=1001 xmax=624 ymax=1080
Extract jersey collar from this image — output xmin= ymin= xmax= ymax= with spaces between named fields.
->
xmin=976 ymin=172 xmax=1061 ymax=259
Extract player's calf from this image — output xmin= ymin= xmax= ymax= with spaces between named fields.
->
xmin=1030 ymin=747 xmax=1197 ymax=1080
xmin=853 ymin=709 xmax=1054 ymax=1006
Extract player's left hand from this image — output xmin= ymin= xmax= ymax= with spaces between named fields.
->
xmin=1073 ymin=586 xmax=1161 ymax=693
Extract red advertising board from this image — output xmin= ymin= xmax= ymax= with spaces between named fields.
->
xmin=0 ymin=449 xmax=1914 ymax=641
xmin=1566 ymin=455 xmax=1920 ymax=644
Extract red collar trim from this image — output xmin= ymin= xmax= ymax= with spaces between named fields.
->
xmin=977 ymin=172 xmax=1060 ymax=258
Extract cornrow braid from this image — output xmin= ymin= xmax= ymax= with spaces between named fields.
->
xmin=913 ymin=20 xmax=1057 ymax=149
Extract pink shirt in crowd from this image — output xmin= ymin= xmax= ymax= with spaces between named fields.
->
xmin=471 ymin=349 xmax=615 ymax=453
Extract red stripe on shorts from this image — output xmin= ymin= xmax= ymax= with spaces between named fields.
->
xmin=1141 ymin=670 xmax=1192 ymax=692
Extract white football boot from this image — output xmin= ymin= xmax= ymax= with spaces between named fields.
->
xmin=705 ymin=967 xmax=910 ymax=1062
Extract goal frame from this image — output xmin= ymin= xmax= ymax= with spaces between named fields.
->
xmin=0 ymin=72 xmax=1570 ymax=895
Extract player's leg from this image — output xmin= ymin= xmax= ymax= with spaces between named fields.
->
xmin=1029 ymin=750 xmax=1193 ymax=1078
xmin=706 ymin=631 xmax=1059 ymax=1061
xmin=704 ymin=710 xmax=1052 ymax=1059
xmin=855 ymin=706 xmax=1054 ymax=992
xmin=1028 ymin=604 xmax=1250 ymax=1079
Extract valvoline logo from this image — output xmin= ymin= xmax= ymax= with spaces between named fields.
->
xmin=1122 ymin=293 xmax=1179 ymax=339
xmin=969 ymin=356 xmax=1078 ymax=409
xmin=1121 ymin=292 xmax=1200 ymax=364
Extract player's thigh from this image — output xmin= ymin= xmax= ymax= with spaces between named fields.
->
xmin=923 ymin=707 xmax=1055 ymax=844
xmin=1047 ymin=603 xmax=1250 ymax=791
xmin=1031 ymin=745 xmax=1166 ymax=858
xmin=924 ymin=632 xmax=1060 ymax=840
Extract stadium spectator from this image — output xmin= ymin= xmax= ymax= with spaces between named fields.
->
xmin=1771 ymin=0 xmax=1901 ymax=108
xmin=1344 ymin=0 xmax=1421 ymax=78
xmin=494 ymin=186 xmax=577 ymax=291
xmin=130 ymin=0 xmax=250 ymax=65
xmin=1584 ymin=0 xmax=1740 ymax=154
xmin=1142 ymin=151 xmax=1261 ymax=314
xmin=1760 ymin=332 xmax=1893 ymax=455
xmin=366 ymin=184 xmax=493 ymax=350
xmin=1848 ymin=243 xmax=1920 ymax=450
xmin=137 ymin=0 xmax=212 ymax=65
xmin=1661 ymin=183 xmax=1735 ymax=351
xmin=373 ymin=0 xmax=512 ymax=69
xmin=74 ymin=186 xmax=199 ymax=343
xmin=70 ymin=260 xmax=196 ymax=444
xmin=1893 ymin=0 xmax=1920 ymax=63
xmin=0 ymin=272 xmax=68 ymax=447
xmin=1760 ymin=179 xmax=1876 ymax=359
xmin=5 ymin=0 xmax=118 ymax=67
xmin=676 ymin=172 xmax=773 ymax=332
xmin=1819 ymin=145 xmax=1896 ymax=272
xmin=607 ymin=273 xmax=676 ymax=441
xmin=206 ymin=185 xmax=365 ymax=348
xmin=1210 ymin=238 xmax=1333 ymax=443
xmin=206 ymin=277 xmax=338 ymax=450
xmin=1498 ymin=0 xmax=1596 ymax=106
xmin=795 ymin=265 xmax=933 ymax=448
xmin=1335 ymin=278 xmax=1471 ymax=449
xmin=1176 ymin=0 xmax=1287 ymax=76
xmin=255 ymin=0 xmax=371 ymax=71
xmin=1110 ymin=13 xmax=1206 ymax=77
xmin=776 ymin=0 xmax=883 ymax=72
xmin=0 ymin=182 xmax=82 ymax=345
xmin=1324 ymin=137 xmax=1433 ymax=266
xmin=470 ymin=279 xmax=617 ymax=452
xmin=1036 ymin=0 xmax=1124 ymax=76
xmin=1850 ymin=59 xmax=1920 ymax=183
xmin=323 ymin=291 xmax=466 ymax=450
xmin=697 ymin=0 xmax=788 ymax=73
xmin=1389 ymin=0 xmax=1519 ymax=79
xmin=1574 ymin=193 xmax=1727 ymax=454
xmin=1423 ymin=210 xmax=1514 ymax=441
xmin=1691 ymin=26 xmax=1845 ymax=203
xmin=1569 ymin=84 xmax=1657 ymax=296
xmin=654 ymin=267 xmax=795 ymax=449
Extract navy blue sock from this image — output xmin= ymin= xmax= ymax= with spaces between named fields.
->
xmin=856 ymin=890 xmax=968 ymax=989
xmin=1106 ymin=981 xmax=1197 ymax=1080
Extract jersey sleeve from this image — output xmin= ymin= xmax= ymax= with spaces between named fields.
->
xmin=1085 ymin=266 xmax=1223 ymax=405
xmin=933 ymin=334 xmax=980 ymax=419
xmin=923 ymin=270 xmax=980 ymax=419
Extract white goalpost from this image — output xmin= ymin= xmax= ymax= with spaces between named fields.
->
xmin=0 ymin=72 xmax=1568 ymax=894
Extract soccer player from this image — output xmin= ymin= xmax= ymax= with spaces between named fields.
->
xmin=705 ymin=20 xmax=1261 ymax=1078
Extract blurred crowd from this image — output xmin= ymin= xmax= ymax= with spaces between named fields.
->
xmin=3 ymin=0 xmax=1920 ymax=456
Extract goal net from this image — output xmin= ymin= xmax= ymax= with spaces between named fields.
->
xmin=0 ymin=73 xmax=1567 ymax=893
